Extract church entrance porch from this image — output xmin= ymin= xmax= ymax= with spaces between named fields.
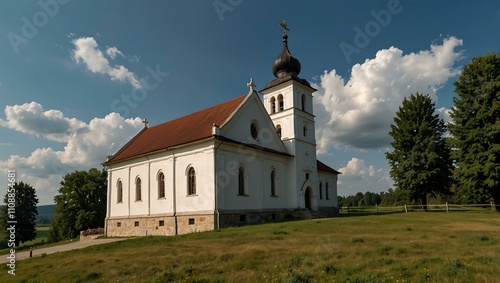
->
xmin=305 ymin=187 xmax=312 ymax=210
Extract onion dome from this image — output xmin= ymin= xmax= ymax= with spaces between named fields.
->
xmin=272 ymin=34 xmax=302 ymax=78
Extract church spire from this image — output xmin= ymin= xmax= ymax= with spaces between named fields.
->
xmin=272 ymin=20 xmax=301 ymax=79
xmin=262 ymin=20 xmax=313 ymax=90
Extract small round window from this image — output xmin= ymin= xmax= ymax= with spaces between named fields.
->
xmin=250 ymin=123 xmax=258 ymax=140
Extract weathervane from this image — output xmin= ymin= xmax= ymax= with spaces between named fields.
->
xmin=279 ymin=20 xmax=289 ymax=36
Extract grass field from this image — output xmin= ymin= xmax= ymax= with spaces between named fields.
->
xmin=2 ymin=211 xmax=499 ymax=283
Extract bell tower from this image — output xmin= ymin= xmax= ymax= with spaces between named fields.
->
xmin=260 ymin=21 xmax=319 ymax=209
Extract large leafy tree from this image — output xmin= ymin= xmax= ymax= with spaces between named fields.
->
xmin=49 ymin=168 xmax=107 ymax=242
xmin=386 ymin=93 xmax=453 ymax=209
xmin=449 ymin=53 xmax=500 ymax=206
xmin=0 ymin=182 xmax=38 ymax=246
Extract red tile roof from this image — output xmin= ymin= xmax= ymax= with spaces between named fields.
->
xmin=104 ymin=95 xmax=247 ymax=165
xmin=317 ymin=160 xmax=341 ymax=174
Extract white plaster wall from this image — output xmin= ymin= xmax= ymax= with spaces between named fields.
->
xmin=174 ymin=143 xmax=215 ymax=213
xmin=318 ymin=171 xmax=339 ymax=208
xmin=221 ymin=93 xmax=287 ymax=154
xmin=216 ymin=144 xmax=289 ymax=211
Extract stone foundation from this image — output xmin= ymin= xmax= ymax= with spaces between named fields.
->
xmin=106 ymin=208 xmax=339 ymax=237
xmin=106 ymin=213 xmax=215 ymax=237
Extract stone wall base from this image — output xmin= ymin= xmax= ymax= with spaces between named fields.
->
xmin=106 ymin=208 xmax=339 ymax=237
xmin=106 ymin=213 xmax=214 ymax=237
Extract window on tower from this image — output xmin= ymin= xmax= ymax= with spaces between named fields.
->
xmin=270 ymin=97 xmax=276 ymax=114
xmin=276 ymin=124 xmax=282 ymax=138
xmin=278 ymin=94 xmax=284 ymax=111
xmin=301 ymin=94 xmax=306 ymax=112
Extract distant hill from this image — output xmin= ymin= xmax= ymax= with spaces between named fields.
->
xmin=37 ymin=204 xmax=56 ymax=224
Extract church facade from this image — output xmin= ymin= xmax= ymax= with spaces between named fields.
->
xmin=103 ymin=26 xmax=340 ymax=237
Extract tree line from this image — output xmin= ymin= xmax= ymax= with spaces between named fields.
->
xmin=384 ymin=53 xmax=499 ymax=210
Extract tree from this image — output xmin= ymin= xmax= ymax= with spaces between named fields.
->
xmin=449 ymin=53 xmax=500 ymax=207
xmin=386 ymin=93 xmax=453 ymax=210
xmin=49 ymin=168 xmax=107 ymax=242
xmin=0 ymin=182 xmax=38 ymax=246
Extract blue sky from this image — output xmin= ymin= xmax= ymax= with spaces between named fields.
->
xmin=0 ymin=0 xmax=499 ymax=204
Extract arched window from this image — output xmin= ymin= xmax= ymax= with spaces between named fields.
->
xmin=238 ymin=166 xmax=245 ymax=195
xmin=136 ymin=177 xmax=142 ymax=201
xmin=117 ymin=180 xmax=123 ymax=203
xmin=301 ymin=94 xmax=306 ymax=111
xmin=270 ymin=169 xmax=276 ymax=196
xmin=270 ymin=97 xmax=276 ymax=114
xmin=325 ymin=182 xmax=329 ymax=200
xmin=278 ymin=94 xmax=284 ymax=111
xmin=319 ymin=182 xmax=323 ymax=200
xmin=303 ymin=125 xmax=307 ymax=137
xmin=158 ymin=172 xmax=165 ymax=199
xmin=188 ymin=167 xmax=196 ymax=195
xmin=276 ymin=124 xmax=282 ymax=138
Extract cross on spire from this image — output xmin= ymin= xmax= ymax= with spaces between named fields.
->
xmin=247 ymin=78 xmax=256 ymax=94
xmin=142 ymin=118 xmax=148 ymax=128
xmin=279 ymin=20 xmax=289 ymax=36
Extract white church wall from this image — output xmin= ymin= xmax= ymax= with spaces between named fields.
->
xmin=317 ymin=171 xmax=339 ymax=208
xmin=215 ymin=143 xmax=289 ymax=211
xmin=221 ymin=92 xmax=287 ymax=154
xmin=173 ymin=142 xmax=215 ymax=214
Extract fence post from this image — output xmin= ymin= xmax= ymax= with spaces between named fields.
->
xmin=348 ymin=206 xmax=350 ymax=215
xmin=404 ymin=204 xmax=408 ymax=213
xmin=491 ymin=201 xmax=495 ymax=211
xmin=446 ymin=202 xmax=449 ymax=212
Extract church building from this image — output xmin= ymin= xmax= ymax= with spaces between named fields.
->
xmin=103 ymin=23 xmax=340 ymax=237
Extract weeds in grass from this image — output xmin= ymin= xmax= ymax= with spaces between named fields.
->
xmin=352 ymin=237 xmax=364 ymax=243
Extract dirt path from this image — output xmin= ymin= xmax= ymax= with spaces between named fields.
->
xmin=0 ymin=237 xmax=129 ymax=264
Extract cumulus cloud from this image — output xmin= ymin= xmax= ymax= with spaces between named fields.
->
xmin=72 ymin=37 xmax=142 ymax=89
xmin=106 ymin=46 xmax=124 ymax=59
xmin=337 ymin=157 xmax=391 ymax=196
xmin=0 ymin=102 xmax=87 ymax=142
xmin=0 ymin=103 xmax=144 ymax=204
xmin=313 ymin=36 xmax=463 ymax=152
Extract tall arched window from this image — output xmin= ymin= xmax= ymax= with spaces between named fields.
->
xmin=319 ymin=182 xmax=323 ymax=200
xmin=158 ymin=172 xmax=165 ymax=198
xmin=238 ymin=166 xmax=245 ymax=195
xmin=136 ymin=177 xmax=142 ymax=201
xmin=301 ymin=94 xmax=306 ymax=111
xmin=188 ymin=167 xmax=196 ymax=195
xmin=278 ymin=94 xmax=284 ymax=111
xmin=325 ymin=182 xmax=329 ymax=200
xmin=270 ymin=169 xmax=276 ymax=196
xmin=276 ymin=124 xmax=282 ymax=138
xmin=117 ymin=180 xmax=123 ymax=203
xmin=270 ymin=97 xmax=276 ymax=114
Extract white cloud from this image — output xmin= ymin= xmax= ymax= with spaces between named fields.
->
xmin=71 ymin=37 xmax=142 ymax=89
xmin=0 ymin=101 xmax=87 ymax=142
xmin=313 ymin=36 xmax=463 ymax=152
xmin=106 ymin=46 xmax=124 ymax=59
xmin=337 ymin=157 xmax=392 ymax=196
xmin=0 ymin=102 xmax=144 ymax=204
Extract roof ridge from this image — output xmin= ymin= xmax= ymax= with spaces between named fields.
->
xmin=149 ymin=94 xmax=247 ymax=129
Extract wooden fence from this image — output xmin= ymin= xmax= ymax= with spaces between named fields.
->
xmin=340 ymin=202 xmax=498 ymax=215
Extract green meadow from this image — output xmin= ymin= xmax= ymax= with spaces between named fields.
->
xmin=2 ymin=211 xmax=499 ymax=283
